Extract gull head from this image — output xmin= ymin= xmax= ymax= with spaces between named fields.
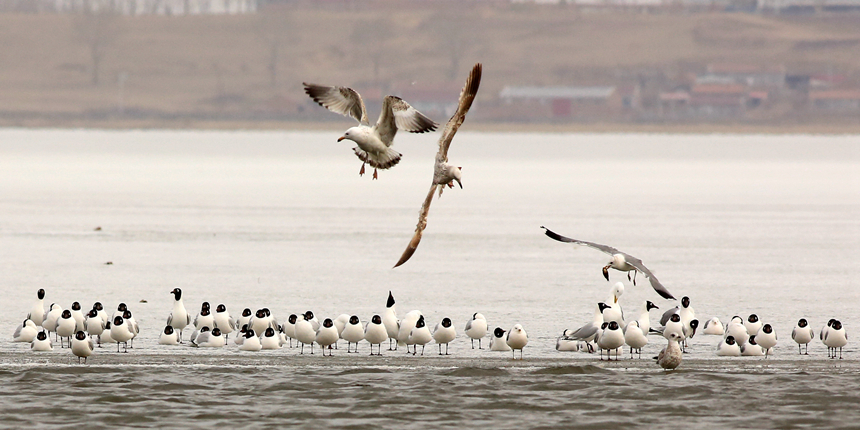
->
xmin=338 ymin=126 xmax=369 ymax=144
xmin=646 ymin=301 xmax=659 ymax=311
xmin=611 ymin=282 xmax=624 ymax=303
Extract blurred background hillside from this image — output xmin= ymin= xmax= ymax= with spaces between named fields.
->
xmin=1 ymin=0 xmax=859 ymax=131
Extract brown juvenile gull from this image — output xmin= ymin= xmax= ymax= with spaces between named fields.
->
xmin=540 ymin=226 xmax=676 ymax=300
xmin=393 ymin=63 xmax=482 ymax=268
xmin=303 ymin=81 xmax=438 ymax=179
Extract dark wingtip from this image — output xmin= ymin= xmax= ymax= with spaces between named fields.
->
xmin=386 ymin=291 xmax=395 ymax=308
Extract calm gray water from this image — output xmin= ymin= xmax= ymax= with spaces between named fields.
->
xmin=1 ymin=129 xmax=859 ymax=428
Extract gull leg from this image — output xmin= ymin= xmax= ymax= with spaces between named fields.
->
xmin=373 ymin=168 xmax=378 ymax=180
xmin=359 ymin=162 xmax=366 ymax=176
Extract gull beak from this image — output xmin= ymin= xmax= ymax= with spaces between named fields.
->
xmin=337 ymin=136 xmax=346 ymax=142
xmin=614 ymin=295 xmax=618 ymax=304
xmin=602 ymin=265 xmax=610 ymax=281
xmin=455 ymin=178 xmax=463 ymax=189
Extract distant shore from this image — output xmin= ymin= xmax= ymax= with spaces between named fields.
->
xmin=2 ymin=119 xmax=859 ymax=135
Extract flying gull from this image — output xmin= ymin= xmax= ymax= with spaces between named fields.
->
xmin=303 ymin=81 xmax=438 ymax=179
xmin=540 ymin=226 xmax=676 ymax=300
xmin=393 ymin=63 xmax=482 ymax=268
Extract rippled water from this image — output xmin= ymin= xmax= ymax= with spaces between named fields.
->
xmin=1 ymin=129 xmax=859 ymax=427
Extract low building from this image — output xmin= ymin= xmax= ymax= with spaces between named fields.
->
xmin=809 ymin=90 xmax=860 ymax=112
xmin=498 ymin=85 xmax=622 ymax=120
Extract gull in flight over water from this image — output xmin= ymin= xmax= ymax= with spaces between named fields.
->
xmin=393 ymin=63 xmax=482 ymax=268
xmin=303 ymin=81 xmax=438 ymax=179
xmin=540 ymin=226 xmax=676 ymax=300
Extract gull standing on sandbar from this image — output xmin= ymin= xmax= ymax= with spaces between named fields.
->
xmin=393 ymin=63 xmax=482 ymax=267
xmin=303 ymin=81 xmax=438 ymax=180
xmin=539 ymin=227 xmax=676 ymax=300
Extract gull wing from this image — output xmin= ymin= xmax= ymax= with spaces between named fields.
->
xmin=619 ymin=253 xmax=676 ymax=300
xmin=376 ymin=96 xmax=437 ymax=145
xmin=439 ymin=63 xmax=482 ymax=160
xmin=540 ymin=226 xmax=621 ymax=256
xmin=392 ymin=64 xmax=482 ymax=268
xmin=465 ymin=319 xmax=473 ymax=332
xmin=303 ymin=83 xmax=368 ymax=124
xmin=88 ymin=337 xmax=94 ymax=352
xmin=659 ymin=307 xmax=680 ymax=326
xmin=166 ymin=312 xmax=173 ymax=327
xmin=13 ymin=323 xmax=23 ymax=339
xmin=393 ymin=185 xmax=438 ymax=268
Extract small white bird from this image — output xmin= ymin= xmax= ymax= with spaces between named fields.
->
xmin=492 ymin=327 xmax=512 ymax=352
xmin=364 ymin=315 xmax=388 ymax=356
xmin=623 ymin=321 xmax=648 ymax=359
xmin=465 ymin=313 xmax=488 ymax=349
xmin=506 ymin=324 xmax=528 ymax=359
xmin=598 ymin=321 xmax=625 ymax=360
xmin=555 ymin=329 xmax=579 ymax=352
xmin=566 ymin=303 xmax=610 ymax=351
xmin=42 ymin=304 xmax=63 ymax=340
xmin=197 ymin=327 xmax=226 ymax=348
xmin=110 ymin=315 xmax=134 ymax=353
xmin=316 ymin=319 xmax=340 ymax=356
xmin=71 ymin=331 xmax=94 ymax=364
xmin=213 ymin=304 xmax=235 ymax=340
xmin=303 ymin=80 xmax=438 ymax=180
xmin=601 ymin=283 xmax=625 ymax=328
xmin=196 ymin=304 xmax=216 ymax=332
xmin=382 ymin=291 xmax=400 ymax=351
xmin=85 ymin=309 xmax=105 ymax=346
xmin=101 ymin=319 xmax=115 ymax=345
xmin=158 ymin=326 xmax=180 ymax=345
xmin=12 ymin=319 xmax=38 ymax=343
xmin=628 ymin=300 xmax=659 ymax=335
xmin=261 ymin=327 xmax=282 ymax=350
xmin=741 ymin=336 xmax=764 ymax=356
xmin=31 ymin=331 xmax=53 ymax=352
xmin=657 ymin=332 xmax=683 ymax=370
xmin=702 ymin=317 xmax=725 ymax=335
xmin=341 ymin=315 xmax=365 ymax=353
xmin=167 ymin=288 xmax=191 ymax=342
xmin=755 ymin=324 xmax=778 ymax=358
xmin=282 ymin=314 xmax=298 ymax=348
xmin=744 ymin=314 xmax=762 ymax=337
xmin=123 ymin=310 xmax=140 ymax=348
xmin=27 ymin=289 xmax=46 ymax=327
xmin=70 ymin=302 xmax=86 ymax=333
xmin=334 ymin=314 xmax=351 ymax=338
xmin=823 ymin=320 xmax=848 ymax=359
xmin=726 ymin=316 xmax=749 ymax=347
xmin=661 ymin=313 xmax=685 ymax=342
xmin=303 ymin=310 xmax=320 ymax=332
xmin=235 ymin=308 xmax=253 ymax=333
xmin=791 ymin=318 xmax=815 ymax=355
xmin=295 ymin=313 xmax=318 ymax=354
xmin=409 ymin=316 xmax=433 ymax=356
xmin=717 ymin=335 xmax=741 ymax=356
xmin=397 ymin=310 xmax=423 ymax=353
xmin=239 ymin=329 xmax=262 ymax=352
xmin=56 ymin=309 xmax=77 ymax=348
xmin=93 ymin=302 xmax=108 ymax=329
xmin=432 ymin=317 xmax=456 ymax=355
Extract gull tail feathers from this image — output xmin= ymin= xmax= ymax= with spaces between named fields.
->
xmin=353 ymin=147 xmax=402 ymax=170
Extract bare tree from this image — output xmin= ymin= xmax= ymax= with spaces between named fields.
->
xmin=72 ymin=10 xmax=123 ymax=86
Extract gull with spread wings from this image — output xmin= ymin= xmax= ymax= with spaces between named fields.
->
xmin=393 ymin=63 xmax=482 ymax=268
xmin=303 ymin=81 xmax=438 ymax=179
xmin=540 ymin=226 xmax=676 ymax=300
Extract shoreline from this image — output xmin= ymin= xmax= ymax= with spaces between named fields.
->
xmin=2 ymin=120 xmax=860 ymax=135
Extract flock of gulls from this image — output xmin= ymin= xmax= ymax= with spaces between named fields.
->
xmin=6 ymin=63 xmax=851 ymax=369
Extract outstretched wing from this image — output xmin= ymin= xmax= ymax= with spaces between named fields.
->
xmin=393 ymin=185 xmax=438 ymax=268
xmin=540 ymin=226 xmax=621 ymax=256
xmin=660 ymin=306 xmax=679 ymax=326
xmin=620 ymin=253 xmax=676 ymax=300
xmin=439 ymin=63 xmax=482 ymax=160
xmin=303 ymin=83 xmax=368 ymax=124
xmin=376 ymin=96 xmax=437 ymax=145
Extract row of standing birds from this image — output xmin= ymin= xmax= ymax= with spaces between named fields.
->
xmin=11 ymin=289 xmax=141 ymax=363
xmin=555 ymin=285 xmax=848 ymax=369
xmin=10 ymin=288 xmax=529 ymax=362
xmin=163 ymin=289 xmax=530 ymax=359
